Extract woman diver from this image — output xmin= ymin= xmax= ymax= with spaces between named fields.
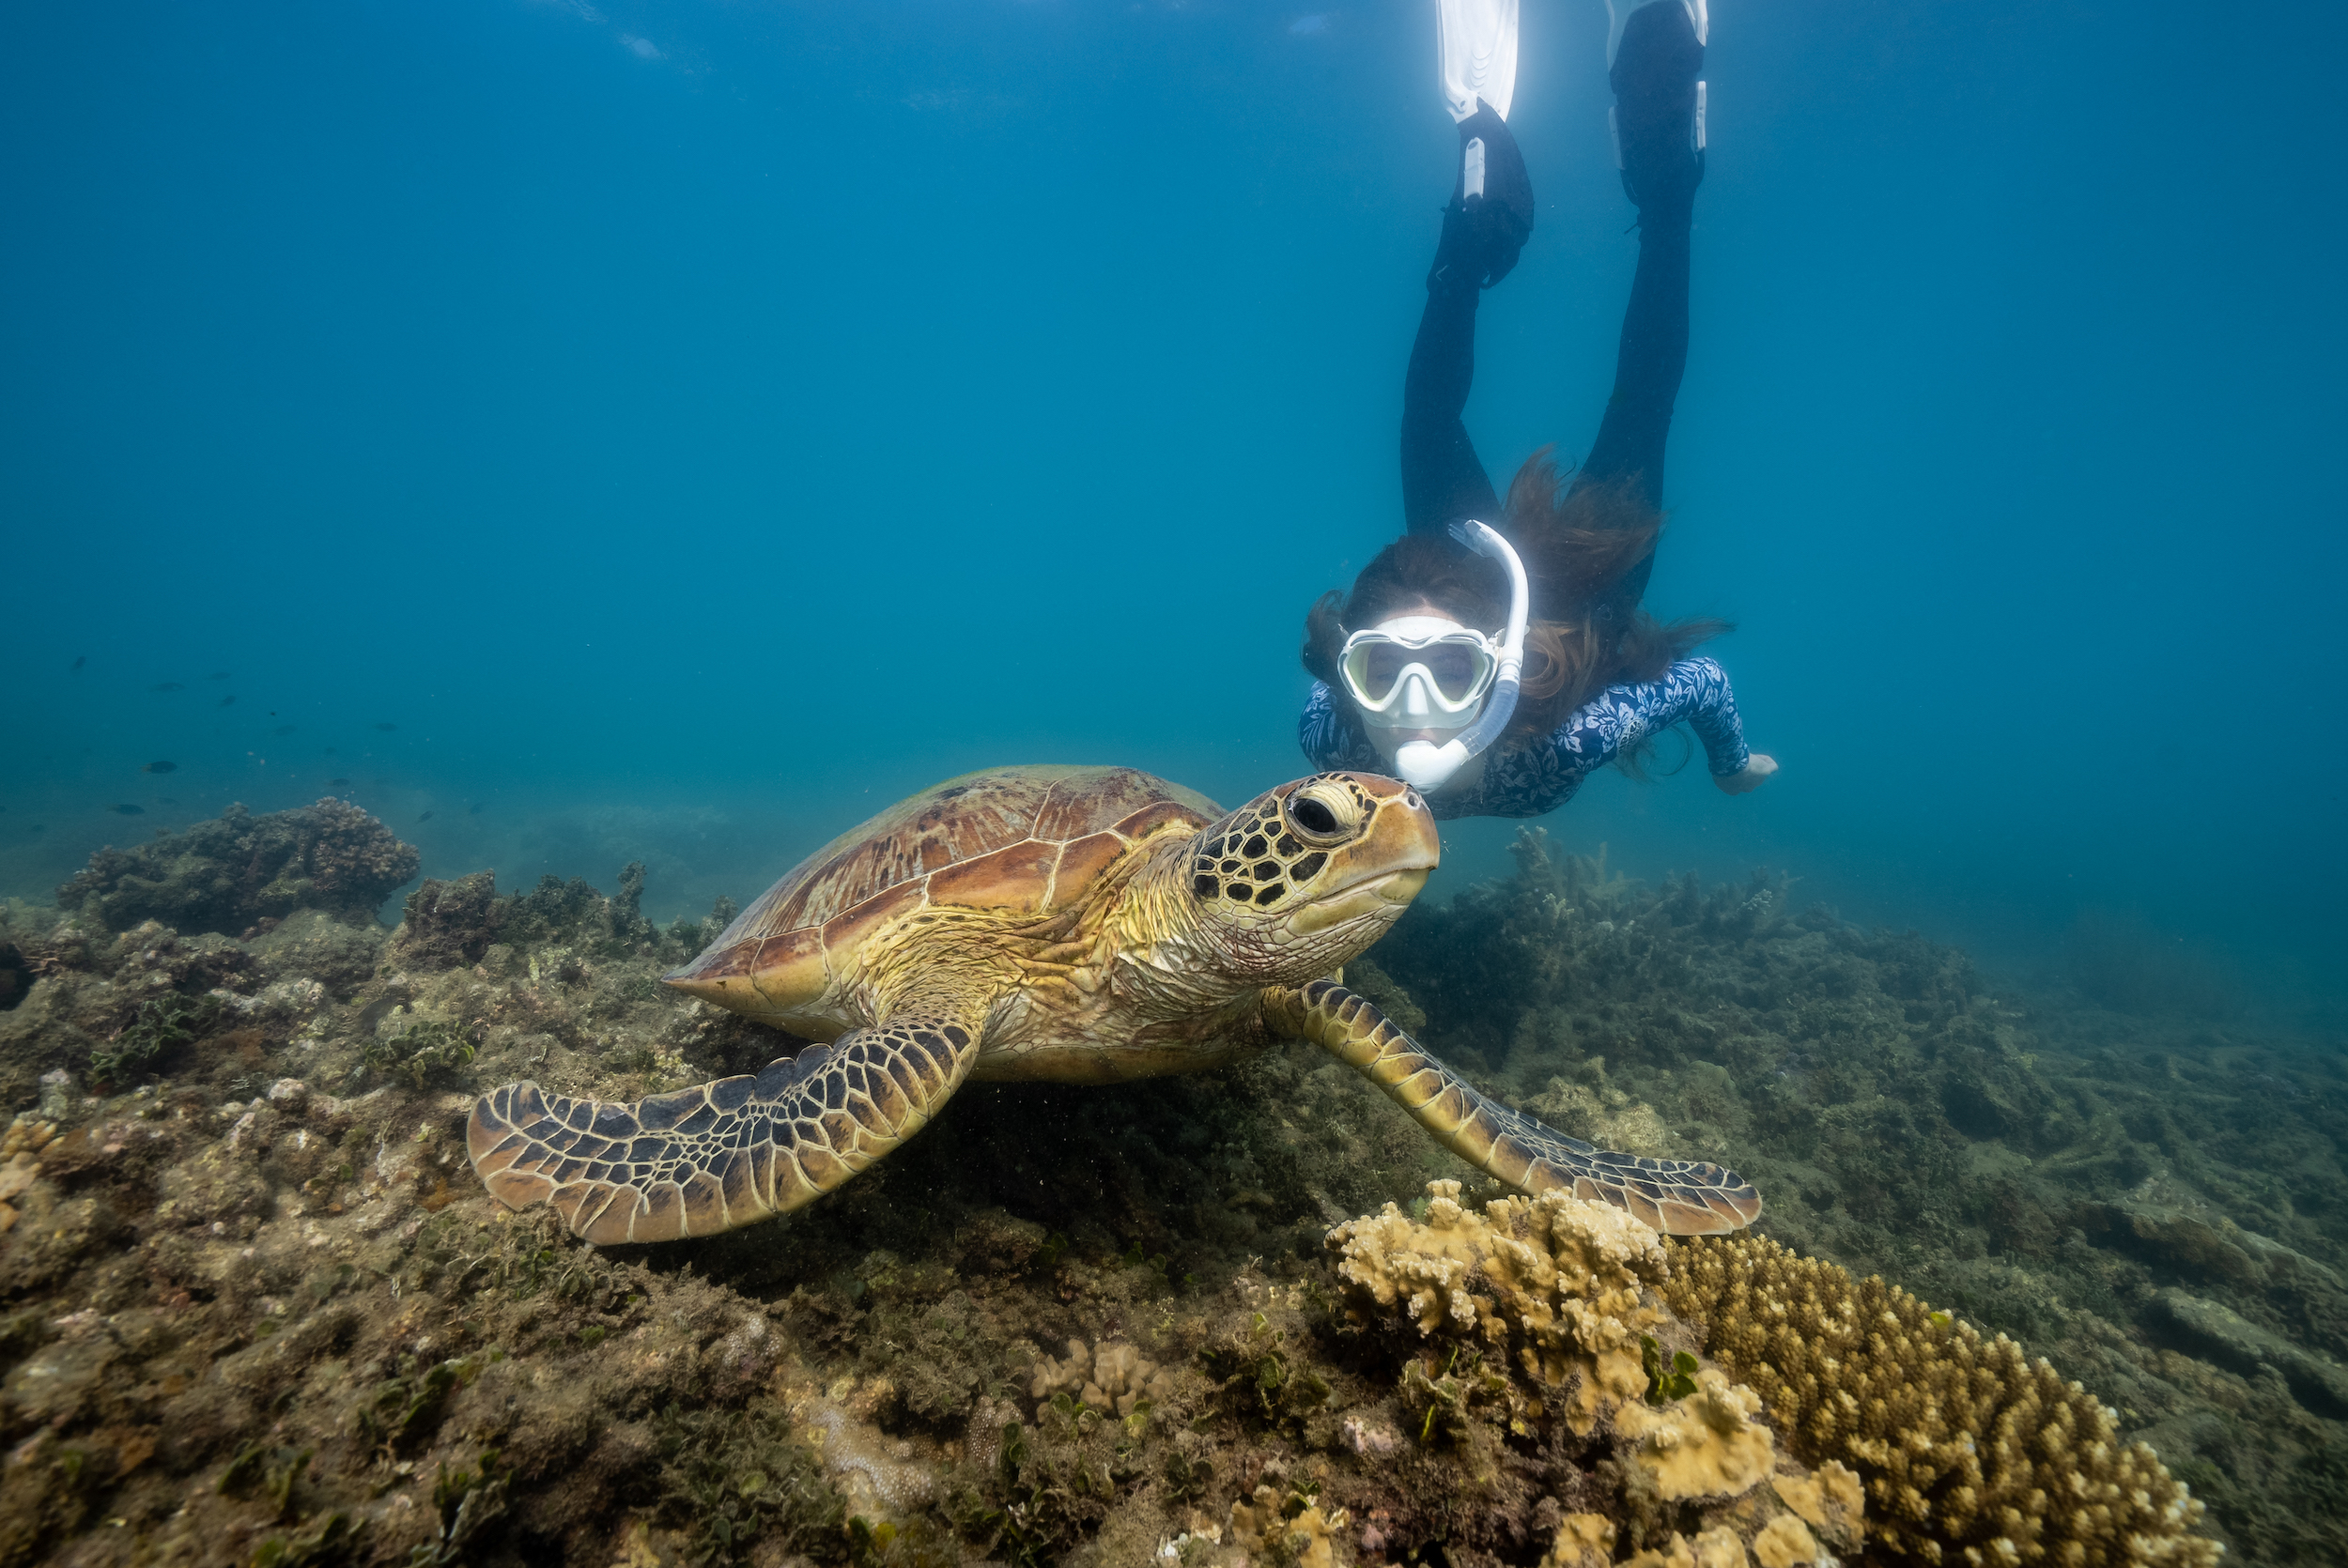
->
xmin=1301 ymin=0 xmax=1776 ymax=816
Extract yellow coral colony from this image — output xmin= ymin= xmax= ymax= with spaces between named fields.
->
xmin=1664 ymin=1235 xmax=2225 ymax=1568
xmin=1540 ymin=1513 xmax=1618 ymax=1568
xmin=1027 ymin=1337 xmax=1176 ymax=1418
xmin=1613 ymin=1368 xmax=1775 ymax=1501
xmin=1326 ymin=1178 xmax=1668 ymax=1435
xmin=1327 ymin=1177 xmax=1796 ymax=1559
xmin=1616 ymin=1525 xmax=1753 ymax=1568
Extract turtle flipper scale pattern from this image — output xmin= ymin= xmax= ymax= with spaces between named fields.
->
xmin=468 ymin=1015 xmax=981 ymax=1244
xmin=1262 ymin=980 xmax=1761 ymax=1237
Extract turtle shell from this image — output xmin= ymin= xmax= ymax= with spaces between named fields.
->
xmin=664 ymin=765 xmax=1221 ymax=1025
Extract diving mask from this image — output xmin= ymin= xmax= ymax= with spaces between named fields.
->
xmin=1339 ymin=619 xmax=1502 ymax=726
xmin=1338 ymin=519 xmax=1530 ymax=793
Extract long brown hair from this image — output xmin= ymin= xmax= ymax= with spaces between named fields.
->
xmin=1303 ymin=448 xmax=1729 ymax=750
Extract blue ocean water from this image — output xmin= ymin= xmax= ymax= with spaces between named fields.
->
xmin=3 ymin=0 xmax=2340 ymax=1013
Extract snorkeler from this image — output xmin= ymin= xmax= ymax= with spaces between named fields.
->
xmin=1301 ymin=0 xmax=1776 ymax=817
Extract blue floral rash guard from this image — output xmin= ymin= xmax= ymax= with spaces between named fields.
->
xmin=1299 ymin=655 xmax=1751 ymax=821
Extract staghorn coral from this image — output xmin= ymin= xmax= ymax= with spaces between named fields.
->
xmin=1325 ymin=1177 xmax=1666 ymax=1435
xmin=1664 ymin=1234 xmax=2224 ymax=1567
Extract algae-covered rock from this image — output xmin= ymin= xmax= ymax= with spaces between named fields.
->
xmin=391 ymin=869 xmax=500 ymax=969
xmin=0 ymin=943 xmax=26 ymax=1013
xmin=2157 ymin=1288 xmax=2348 ymax=1418
xmin=55 ymin=799 xmax=419 ymax=934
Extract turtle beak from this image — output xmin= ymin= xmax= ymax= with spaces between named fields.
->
xmin=1287 ymin=866 xmax=1428 ymax=936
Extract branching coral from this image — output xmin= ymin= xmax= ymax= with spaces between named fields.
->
xmin=1664 ymin=1235 xmax=2224 ymax=1567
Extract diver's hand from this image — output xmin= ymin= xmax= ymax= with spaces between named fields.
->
xmin=1713 ymin=754 xmax=1777 ymax=795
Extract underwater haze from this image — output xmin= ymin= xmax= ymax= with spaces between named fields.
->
xmin=4 ymin=0 xmax=2343 ymax=1012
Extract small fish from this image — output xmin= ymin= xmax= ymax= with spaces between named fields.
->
xmin=142 ymin=761 xmax=178 ymax=775
xmin=272 ymin=725 xmax=298 ymax=736
xmin=150 ymin=682 xmax=185 ymax=693
xmin=110 ymin=804 xmax=146 ymax=815
xmin=418 ymin=810 xmax=435 ymax=822
xmin=218 ymin=695 xmax=236 ymax=708
xmin=329 ymin=777 xmax=352 ymax=788
xmin=469 ymin=804 xmax=483 ymax=815
xmin=207 ymin=671 xmax=230 ymax=681
xmin=373 ymin=722 xmax=397 ymax=732
xmin=70 ymin=655 xmax=85 ymax=672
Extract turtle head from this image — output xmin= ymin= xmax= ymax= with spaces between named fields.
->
xmin=1180 ymin=773 xmax=1440 ymax=982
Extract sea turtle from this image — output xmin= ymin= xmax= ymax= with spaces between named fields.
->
xmin=468 ymin=766 xmax=1760 ymax=1244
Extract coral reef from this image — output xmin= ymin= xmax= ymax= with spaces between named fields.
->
xmin=54 ymin=799 xmax=420 ymax=934
xmin=0 ymin=803 xmax=2332 ymax=1565
xmin=1376 ymin=827 xmax=2348 ymax=1564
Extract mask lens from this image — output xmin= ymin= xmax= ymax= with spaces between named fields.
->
xmin=1360 ymin=642 xmax=1412 ymax=698
xmin=1424 ymin=644 xmax=1486 ymax=700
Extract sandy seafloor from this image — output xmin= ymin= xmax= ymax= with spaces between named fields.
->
xmin=0 ymin=801 xmax=2339 ymax=1567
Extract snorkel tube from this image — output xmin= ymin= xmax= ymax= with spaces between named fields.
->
xmin=1392 ymin=517 xmax=1529 ymax=792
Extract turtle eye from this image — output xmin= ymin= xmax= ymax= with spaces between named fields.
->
xmin=1282 ymin=781 xmax=1357 ymax=847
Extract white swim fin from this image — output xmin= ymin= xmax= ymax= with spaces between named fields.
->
xmin=1438 ymin=0 xmax=1520 ymax=124
xmin=1606 ymin=0 xmax=1707 ymax=69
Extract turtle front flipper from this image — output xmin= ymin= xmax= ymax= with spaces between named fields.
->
xmin=1262 ymin=980 xmax=1761 ymax=1236
xmin=468 ymin=1011 xmax=983 ymax=1245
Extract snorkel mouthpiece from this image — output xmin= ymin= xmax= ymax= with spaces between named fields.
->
xmin=1392 ymin=518 xmax=1529 ymax=792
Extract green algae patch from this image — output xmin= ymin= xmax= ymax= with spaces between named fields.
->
xmin=89 ymin=991 xmax=230 ymax=1091
xmin=356 ymin=1022 xmax=475 ymax=1092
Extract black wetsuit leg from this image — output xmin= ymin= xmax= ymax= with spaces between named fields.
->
xmin=1401 ymin=253 xmax=1502 ymax=537
xmin=1400 ymin=103 xmax=1532 ymax=538
xmin=1572 ymin=0 xmax=1707 ymax=621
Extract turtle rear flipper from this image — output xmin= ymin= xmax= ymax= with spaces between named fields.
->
xmin=468 ymin=1011 xmax=983 ymax=1244
xmin=1263 ymin=980 xmax=1761 ymax=1236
